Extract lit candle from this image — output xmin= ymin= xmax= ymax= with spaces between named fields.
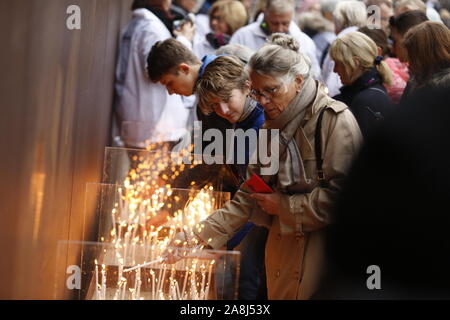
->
xmin=205 ymin=260 xmax=214 ymax=300
xmin=199 ymin=265 xmax=206 ymax=300
xmin=158 ymin=265 xmax=167 ymax=298
xmin=111 ymin=208 xmax=117 ymax=241
xmin=94 ymin=260 xmax=99 ymax=300
xmin=181 ymin=267 xmax=188 ymax=300
xmin=151 ymin=270 xmax=155 ymax=300
xmin=175 ymin=279 xmax=181 ymax=300
xmin=136 ymin=268 xmax=141 ymax=300
xmin=101 ymin=264 xmax=107 ymax=300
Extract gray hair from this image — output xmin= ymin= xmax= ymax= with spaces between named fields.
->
xmin=298 ymin=11 xmax=335 ymax=33
xmin=265 ymin=0 xmax=295 ymax=15
xmin=320 ymin=0 xmax=341 ymax=15
xmin=333 ymin=0 xmax=367 ymax=30
xmin=247 ymin=33 xmax=311 ymax=85
xmin=216 ymin=44 xmax=255 ymax=64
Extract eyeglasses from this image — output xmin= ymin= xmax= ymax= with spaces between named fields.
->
xmin=249 ymin=84 xmax=282 ymax=101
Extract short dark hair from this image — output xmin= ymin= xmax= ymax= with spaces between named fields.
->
xmin=147 ymin=38 xmax=201 ymax=82
xmin=358 ymin=26 xmax=390 ymax=56
xmin=389 ymin=10 xmax=428 ymax=35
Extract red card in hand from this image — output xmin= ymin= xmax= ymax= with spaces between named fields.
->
xmin=244 ymin=173 xmax=274 ymax=193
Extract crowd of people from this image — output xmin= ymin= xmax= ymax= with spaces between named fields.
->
xmin=114 ymin=0 xmax=450 ymax=299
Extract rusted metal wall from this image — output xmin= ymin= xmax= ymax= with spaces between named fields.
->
xmin=0 ymin=0 xmax=132 ymax=299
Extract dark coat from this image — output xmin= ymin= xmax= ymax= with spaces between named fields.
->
xmin=334 ymin=68 xmax=392 ymax=138
xmin=317 ymin=86 xmax=450 ymax=299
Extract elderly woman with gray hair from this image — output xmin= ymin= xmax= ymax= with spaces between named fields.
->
xmin=169 ymin=33 xmax=362 ymax=299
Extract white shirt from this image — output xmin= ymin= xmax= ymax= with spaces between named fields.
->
xmin=320 ymin=26 xmax=358 ymax=97
xmin=229 ymin=21 xmax=321 ymax=80
xmin=178 ymin=33 xmax=215 ymax=60
xmin=195 ymin=13 xmax=211 ymax=39
xmin=114 ymin=9 xmax=189 ymax=148
xmin=193 ymin=36 xmax=216 ymax=60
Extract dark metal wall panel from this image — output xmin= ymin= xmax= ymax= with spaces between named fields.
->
xmin=0 ymin=0 xmax=132 ymax=299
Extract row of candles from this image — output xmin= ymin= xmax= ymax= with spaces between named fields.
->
xmin=93 ymin=257 xmax=216 ymax=300
xmin=92 ymin=146 xmax=221 ymax=300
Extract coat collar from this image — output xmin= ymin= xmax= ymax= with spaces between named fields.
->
xmin=339 ymin=67 xmax=383 ymax=97
xmin=264 ymin=77 xmax=317 ymax=140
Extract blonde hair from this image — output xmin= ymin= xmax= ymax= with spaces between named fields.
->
xmin=209 ymin=0 xmax=248 ymax=35
xmin=333 ymin=0 xmax=367 ymax=31
xmin=394 ymin=0 xmax=426 ymax=15
xmin=196 ymin=55 xmax=248 ymax=115
xmin=247 ymin=33 xmax=311 ymax=85
xmin=330 ymin=31 xmax=392 ymax=85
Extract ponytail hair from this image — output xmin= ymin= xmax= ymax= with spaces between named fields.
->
xmin=330 ymin=31 xmax=392 ymax=86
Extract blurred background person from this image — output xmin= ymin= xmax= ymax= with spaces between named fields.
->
xmin=402 ymin=21 xmax=450 ymax=94
xmin=215 ymin=43 xmax=255 ymax=61
xmin=330 ymin=31 xmax=393 ymax=138
xmin=114 ymin=0 xmax=189 ymax=150
xmin=230 ymin=0 xmax=322 ymax=79
xmin=317 ymin=85 xmax=450 ymax=299
xmin=358 ymin=26 xmax=408 ymax=104
xmin=394 ymin=0 xmax=443 ymax=22
xmin=388 ymin=10 xmax=428 ymax=101
xmin=196 ymin=0 xmax=216 ymax=37
xmin=193 ymin=0 xmax=248 ymax=59
xmin=389 ymin=10 xmax=428 ymax=63
xmin=439 ymin=0 xmax=450 ymax=27
xmin=297 ymin=11 xmax=336 ymax=67
xmin=313 ymin=0 xmax=341 ymax=69
xmin=321 ymin=0 xmax=367 ymax=97
xmin=170 ymin=0 xmax=199 ymax=20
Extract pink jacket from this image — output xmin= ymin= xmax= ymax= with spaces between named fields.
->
xmin=385 ymin=58 xmax=410 ymax=104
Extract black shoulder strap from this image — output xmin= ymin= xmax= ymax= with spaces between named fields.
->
xmin=315 ymin=106 xmax=329 ymax=185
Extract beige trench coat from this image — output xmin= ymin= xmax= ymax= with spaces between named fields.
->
xmin=195 ymin=80 xmax=363 ymax=299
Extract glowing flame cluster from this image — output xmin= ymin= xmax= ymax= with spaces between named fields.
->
xmin=93 ymin=144 xmax=224 ymax=300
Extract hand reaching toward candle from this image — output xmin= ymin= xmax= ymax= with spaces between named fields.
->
xmin=250 ymin=192 xmax=282 ymax=216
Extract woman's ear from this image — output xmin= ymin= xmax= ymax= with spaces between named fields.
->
xmin=295 ymin=75 xmax=304 ymax=91
xmin=377 ymin=46 xmax=383 ymax=57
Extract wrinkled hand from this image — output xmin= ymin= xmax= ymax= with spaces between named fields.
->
xmin=250 ymin=192 xmax=282 ymax=216
xmin=174 ymin=21 xmax=196 ymax=42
